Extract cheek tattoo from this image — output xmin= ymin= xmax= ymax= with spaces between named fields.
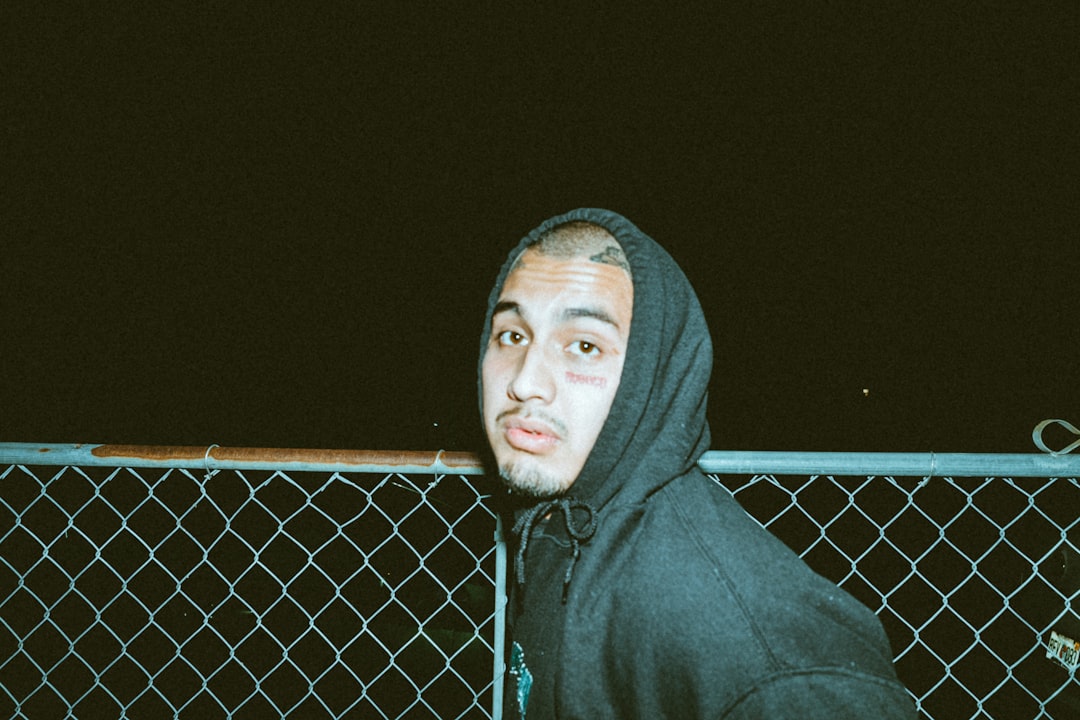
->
xmin=565 ymin=371 xmax=608 ymax=388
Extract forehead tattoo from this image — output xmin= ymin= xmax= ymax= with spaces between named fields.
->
xmin=589 ymin=245 xmax=631 ymax=274
xmin=509 ymin=221 xmax=632 ymax=279
xmin=510 ymin=243 xmax=630 ymax=273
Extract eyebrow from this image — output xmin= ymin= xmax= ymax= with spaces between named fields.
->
xmin=491 ymin=301 xmax=622 ymax=331
xmin=492 ymin=300 xmax=520 ymax=318
xmin=560 ymin=306 xmax=621 ymax=330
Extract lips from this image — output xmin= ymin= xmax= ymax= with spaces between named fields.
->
xmin=503 ymin=416 xmax=561 ymax=454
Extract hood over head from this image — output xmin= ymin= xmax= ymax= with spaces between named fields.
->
xmin=479 ymin=207 xmax=713 ymax=513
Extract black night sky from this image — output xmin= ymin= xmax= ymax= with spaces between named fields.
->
xmin=4 ymin=3 xmax=1077 ymax=455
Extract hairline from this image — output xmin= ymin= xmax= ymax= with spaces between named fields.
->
xmin=509 ymin=221 xmax=632 ymax=280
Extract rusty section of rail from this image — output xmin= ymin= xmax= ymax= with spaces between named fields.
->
xmin=2 ymin=443 xmax=487 ymax=474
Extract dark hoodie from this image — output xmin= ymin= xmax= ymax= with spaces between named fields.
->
xmin=479 ymin=208 xmax=916 ymax=719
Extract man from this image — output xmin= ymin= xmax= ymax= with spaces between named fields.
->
xmin=479 ymin=208 xmax=916 ymax=719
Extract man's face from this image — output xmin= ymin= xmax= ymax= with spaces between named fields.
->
xmin=482 ymin=247 xmax=633 ymax=497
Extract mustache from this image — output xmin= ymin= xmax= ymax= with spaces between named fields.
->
xmin=495 ymin=408 xmax=569 ymax=438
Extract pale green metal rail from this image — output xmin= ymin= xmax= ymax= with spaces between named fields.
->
xmin=4 ymin=442 xmax=1080 ymax=476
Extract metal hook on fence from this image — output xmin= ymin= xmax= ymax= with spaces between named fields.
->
xmin=1032 ymin=419 xmax=1080 ymax=456
xmin=204 ymin=443 xmax=220 ymax=482
xmin=916 ymin=451 xmax=936 ymax=490
xmin=428 ymin=449 xmax=446 ymax=492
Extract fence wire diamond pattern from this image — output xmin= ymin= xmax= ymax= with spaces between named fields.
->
xmin=711 ymin=473 xmax=1079 ymax=720
xmin=0 ymin=464 xmax=499 ymax=719
xmin=2 ymin=446 xmax=1079 ymax=719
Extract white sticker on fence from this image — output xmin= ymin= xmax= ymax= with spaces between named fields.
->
xmin=1046 ymin=631 xmax=1080 ymax=672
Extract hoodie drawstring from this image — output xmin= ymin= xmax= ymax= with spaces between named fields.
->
xmin=512 ymin=497 xmax=598 ymax=603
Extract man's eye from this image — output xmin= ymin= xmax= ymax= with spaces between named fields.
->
xmin=570 ymin=340 xmax=600 ymax=356
xmin=498 ymin=330 xmax=527 ymax=346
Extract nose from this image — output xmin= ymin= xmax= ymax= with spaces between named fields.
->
xmin=508 ymin=343 xmax=555 ymax=403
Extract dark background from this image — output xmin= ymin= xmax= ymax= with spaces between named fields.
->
xmin=3 ymin=3 xmax=1076 ymax=454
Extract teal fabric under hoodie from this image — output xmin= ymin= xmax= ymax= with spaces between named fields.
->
xmin=478 ymin=208 xmax=917 ymax=719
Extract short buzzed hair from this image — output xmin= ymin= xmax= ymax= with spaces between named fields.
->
xmin=515 ymin=221 xmax=632 ymax=279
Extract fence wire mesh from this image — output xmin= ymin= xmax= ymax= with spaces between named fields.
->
xmin=1 ymin=445 xmax=1078 ymax=719
xmin=709 ymin=473 xmax=1080 ymax=720
xmin=0 ymin=462 xmax=500 ymax=719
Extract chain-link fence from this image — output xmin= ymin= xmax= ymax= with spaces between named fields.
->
xmin=708 ymin=472 xmax=1078 ymax=719
xmin=2 ymin=443 xmax=1079 ymax=719
xmin=0 ymin=446 xmax=503 ymax=720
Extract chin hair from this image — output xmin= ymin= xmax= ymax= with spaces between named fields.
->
xmin=498 ymin=461 xmax=569 ymax=499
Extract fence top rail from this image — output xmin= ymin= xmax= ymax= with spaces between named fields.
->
xmin=1 ymin=443 xmax=1079 ymax=477
xmin=0 ymin=443 xmax=488 ymax=475
xmin=697 ymin=450 xmax=1080 ymax=478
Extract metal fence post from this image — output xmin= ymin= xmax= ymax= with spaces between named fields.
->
xmin=492 ymin=514 xmax=508 ymax=720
